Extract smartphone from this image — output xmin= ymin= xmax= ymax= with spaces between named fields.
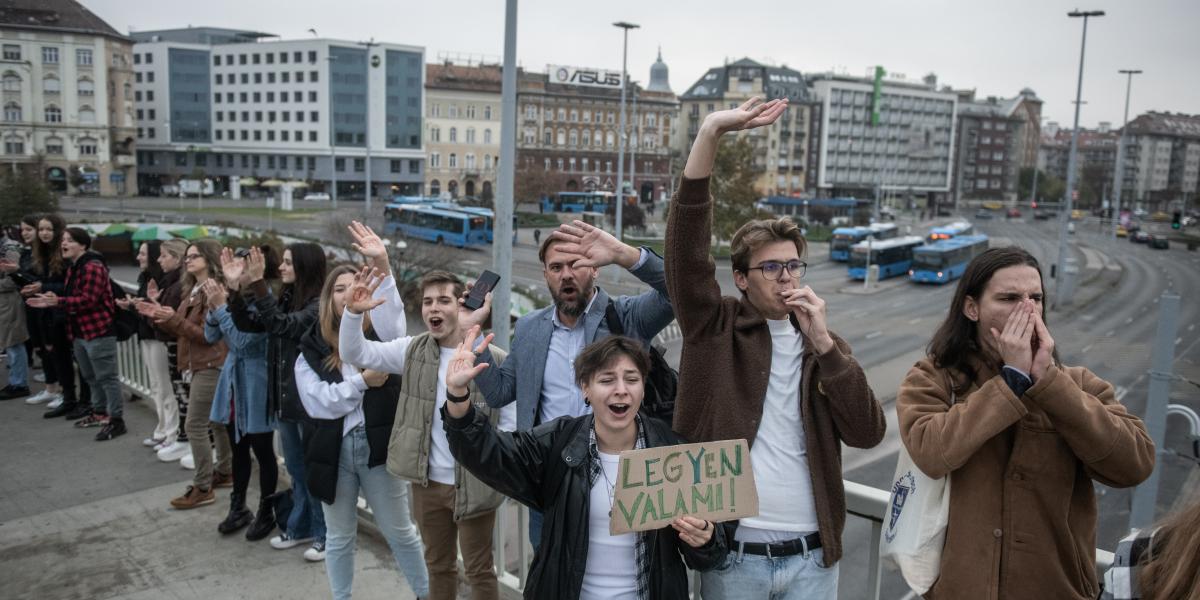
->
xmin=463 ymin=270 xmax=501 ymax=311
xmin=8 ymin=271 xmax=33 ymax=287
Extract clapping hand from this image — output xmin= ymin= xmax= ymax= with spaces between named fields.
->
xmin=245 ymin=246 xmax=266 ymax=282
xmin=348 ymin=221 xmax=390 ymax=275
xmin=345 ymin=266 xmax=387 ymax=315
xmin=550 ymin=220 xmax=640 ymax=269
xmin=25 ymin=292 xmax=59 ymax=308
xmin=146 ymin=278 xmax=161 ymax=302
xmin=443 ymin=325 xmax=493 ymax=419
xmin=202 ymin=278 xmax=227 ymax=310
xmin=220 ymin=248 xmax=245 ymax=290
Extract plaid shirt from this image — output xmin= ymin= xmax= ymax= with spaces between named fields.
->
xmin=62 ymin=254 xmax=115 ymax=341
xmin=587 ymin=415 xmax=650 ymax=600
xmin=1100 ymin=527 xmax=1158 ymax=600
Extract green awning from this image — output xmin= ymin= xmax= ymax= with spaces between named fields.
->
xmin=131 ymin=226 xmax=165 ymax=242
xmin=168 ymin=225 xmax=209 ymax=240
xmin=100 ymin=223 xmax=137 ymax=236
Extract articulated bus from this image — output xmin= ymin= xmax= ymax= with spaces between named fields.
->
xmin=383 ymin=205 xmax=489 ymax=248
xmin=829 ymin=223 xmax=900 ymax=261
xmin=847 ymin=235 xmax=927 ymax=280
xmin=928 ymin=220 xmax=974 ymax=241
xmin=909 ymin=234 xmax=990 ymax=284
xmin=541 ymin=191 xmax=614 ymax=213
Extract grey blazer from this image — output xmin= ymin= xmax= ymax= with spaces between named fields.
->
xmin=474 ymin=249 xmax=673 ymax=430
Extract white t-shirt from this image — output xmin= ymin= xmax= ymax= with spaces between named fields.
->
xmin=735 ymin=318 xmax=820 ymax=543
xmin=428 ymin=346 xmax=458 ymax=485
xmin=580 ymin=450 xmax=638 ymax=600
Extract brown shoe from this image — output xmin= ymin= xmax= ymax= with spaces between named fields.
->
xmin=211 ymin=471 xmax=233 ymax=489
xmin=170 ymin=485 xmax=215 ymax=509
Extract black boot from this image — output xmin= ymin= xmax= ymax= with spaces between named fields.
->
xmin=244 ymin=496 xmax=276 ymax=541
xmin=217 ymin=491 xmax=253 ymax=535
xmin=43 ymin=402 xmax=77 ymax=419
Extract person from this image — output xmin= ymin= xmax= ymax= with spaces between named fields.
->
xmin=532 ymin=228 xmax=541 ymax=246
xmin=27 ymin=227 xmax=128 ymax=441
xmin=115 ymin=241 xmax=179 ymax=448
xmin=0 ymin=230 xmax=30 ymax=400
xmin=897 ymin=246 xmax=1154 ymax=599
xmin=666 ymin=97 xmax=886 ymax=600
xmin=1101 ymin=498 xmax=1200 ymax=600
xmin=16 ymin=216 xmax=49 ymax=401
xmin=471 ymin=217 xmax=674 ymax=546
xmin=296 ymin=265 xmax=430 ymax=600
xmin=23 ymin=215 xmax=78 ymax=418
xmin=444 ymin=332 xmax=728 ymax=599
xmin=203 ymin=252 xmax=278 ymax=540
xmin=149 ymin=238 xmax=192 ymax=462
xmin=338 ymin=263 xmax=514 ymax=600
xmin=226 ymin=241 xmax=329 ymax=561
xmin=140 ymin=239 xmax=234 ymax=508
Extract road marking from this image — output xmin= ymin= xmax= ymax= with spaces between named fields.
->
xmin=1082 ymin=344 xmax=1094 ymax=354
xmin=865 ymin=331 xmax=883 ymax=340
xmin=1115 ymin=386 xmax=1129 ymax=401
xmin=907 ymin=317 xmax=922 ymax=325
xmin=1177 ymin=337 xmax=1183 ymax=345
xmin=1125 ymin=317 xmax=1134 ymax=324
xmin=1105 ymin=330 xmax=1115 ymax=337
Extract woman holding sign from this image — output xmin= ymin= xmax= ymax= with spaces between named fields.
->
xmin=442 ymin=332 xmax=727 ymax=600
xmin=896 ymin=247 xmax=1154 ymax=599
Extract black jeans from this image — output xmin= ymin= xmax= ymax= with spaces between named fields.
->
xmin=225 ymin=424 xmax=278 ymax=501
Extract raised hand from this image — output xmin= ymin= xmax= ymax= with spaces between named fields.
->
xmin=989 ymin=301 xmax=1036 ymax=374
xmin=704 ymin=96 xmax=789 ymax=136
xmin=202 ymin=278 xmax=227 ymax=309
xmin=444 ymin=325 xmax=494 ymax=418
xmin=782 ymin=286 xmax=834 ymax=354
xmin=345 ymin=265 xmax=386 ymax=315
xmin=146 ymin=278 xmax=161 ymax=302
xmin=458 ymin=281 xmax=493 ymax=332
xmin=1030 ymin=312 xmax=1056 ymax=382
xmin=220 ymin=247 xmax=245 ymax=290
xmin=348 ymin=221 xmax=390 ymax=274
xmin=245 ymin=246 xmax=266 ymax=282
xmin=550 ymin=220 xmax=640 ymax=269
xmin=670 ymin=516 xmax=714 ymax=548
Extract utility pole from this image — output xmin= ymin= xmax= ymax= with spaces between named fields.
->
xmin=1055 ymin=9 xmax=1104 ymax=308
xmin=362 ymin=39 xmax=378 ymax=214
xmin=612 ymin=21 xmax=639 ymax=242
xmin=326 ymin=55 xmax=339 ymax=208
xmin=491 ymin=0 xmax=518 ymax=349
xmin=1111 ymin=69 xmax=1142 ymax=238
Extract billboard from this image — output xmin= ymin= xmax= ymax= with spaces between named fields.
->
xmin=549 ymin=65 xmax=623 ymax=90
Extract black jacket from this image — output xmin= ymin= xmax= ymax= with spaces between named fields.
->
xmin=229 ymin=280 xmax=318 ymax=422
xmin=297 ymin=325 xmax=400 ymax=505
xmin=443 ymin=408 xmax=728 ymax=600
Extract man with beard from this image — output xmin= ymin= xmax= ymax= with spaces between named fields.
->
xmin=469 ymin=221 xmax=674 ymax=548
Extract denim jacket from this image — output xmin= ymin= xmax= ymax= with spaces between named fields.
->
xmin=206 ymin=304 xmax=274 ymax=440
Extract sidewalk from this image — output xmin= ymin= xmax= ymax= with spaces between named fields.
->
xmin=0 ymin=368 xmax=420 ymax=600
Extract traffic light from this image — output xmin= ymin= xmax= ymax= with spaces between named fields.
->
xmin=1172 ymin=211 xmax=1182 ymax=229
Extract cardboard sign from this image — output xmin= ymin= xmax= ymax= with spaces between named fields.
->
xmin=610 ymin=439 xmax=758 ymax=535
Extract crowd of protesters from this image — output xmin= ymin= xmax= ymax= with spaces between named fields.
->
xmin=1 ymin=97 xmax=1196 ymax=600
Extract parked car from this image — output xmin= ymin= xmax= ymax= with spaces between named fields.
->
xmin=1130 ymin=231 xmax=1152 ymax=244
xmin=1006 ymin=208 xmax=1022 ymax=218
xmin=1070 ymin=209 xmax=1086 ymax=221
xmin=1116 ymin=225 xmax=1129 ymax=238
xmin=974 ymin=209 xmax=994 ymax=220
xmin=1034 ymin=210 xmax=1054 ymax=220
xmin=303 ymin=192 xmax=331 ymax=202
xmin=1148 ymin=236 xmax=1170 ymax=250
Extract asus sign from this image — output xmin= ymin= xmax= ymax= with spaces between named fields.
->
xmin=550 ymin=65 xmax=624 ymax=89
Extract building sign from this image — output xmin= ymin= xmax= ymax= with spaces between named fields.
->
xmin=549 ymin=64 xmax=623 ymax=89
xmin=610 ymin=439 xmax=759 ymax=535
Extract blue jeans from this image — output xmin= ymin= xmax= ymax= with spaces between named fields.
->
xmin=528 ymin=509 xmax=543 ymax=552
xmin=72 ymin=336 xmax=122 ymax=418
xmin=322 ymin=426 xmax=429 ymax=600
xmin=278 ymin=419 xmax=326 ymax=542
xmin=5 ymin=342 xmax=28 ymax=387
xmin=700 ymin=544 xmax=838 ymax=600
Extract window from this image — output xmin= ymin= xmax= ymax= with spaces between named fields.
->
xmin=3 ymin=102 xmax=19 ymax=121
xmin=254 ymin=73 xmax=262 ymax=84
xmin=308 ymin=91 xmax=316 ymax=102
xmin=606 ymin=131 xmax=615 ymax=147
xmin=252 ymin=53 xmax=261 ymax=65
xmin=282 ymin=72 xmax=289 ymax=83
xmin=293 ymin=91 xmax=301 ymax=102
xmin=78 ymin=106 xmax=95 ymax=123
xmin=525 ymin=104 xmax=536 ymax=119
xmin=466 ymin=128 xmax=475 ymax=144
xmin=309 ymin=131 xmax=317 ymax=142
xmin=44 ymin=106 xmax=62 ymax=123
xmin=135 ymin=72 xmax=142 ymax=83
xmin=544 ymin=131 xmax=551 ymax=145
xmin=296 ymin=111 xmax=304 ymax=122
xmin=449 ymin=104 xmax=458 ymax=118
xmin=557 ymin=108 xmax=566 ymax=121
xmin=449 ymin=153 xmax=458 ymax=168
xmin=466 ymin=105 xmax=476 ymax=119
xmin=267 ymin=155 xmax=275 ymax=169
xmin=146 ymin=72 xmax=155 ymax=83
xmin=147 ymin=109 xmax=155 ymax=119
xmin=3 ymin=73 xmax=21 ymax=91
xmin=429 ymin=127 xmax=440 ymax=142
xmin=557 ymin=158 xmax=564 ymax=170
xmin=484 ymin=106 xmax=492 ymax=120
xmin=146 ymin=91 xmax=154 ymax=101
xmin=557 ymin=129 xmax=565 ymax=145
xmin=43 ymin=76 xmax=61 ymax=94
xmin=266 ymin=53 xmax=274 ymax=64
xmin=430 ymin=152 xmax=440 ymax=168
xmin=145 ymin=53 xmax=153 ymax=64
xmin=267 ymin=72 xmax=275 ymax=84
xmin=147 ymin=127 xmax=155 ymax=138
xmin=484 ymin=129 xmax=492 ymax=145
xmin=310 ymin=111 xmax=318 ymax=122
xmin=409 ymin=159 xmax=419 ymax=174
xmin=267 ymin=92 xmax=275 ymax=103
xmin=390 ymin=159 xmax=402 ymax=173
xmin=352 ymin=158 xmax=364 ymax=172
xmin=569 ymin=130 xmax=578 ymax=145
xmin=215 ymin=74 xmax=223 ymax=85
xmin=78 ymin=138 xmax=97 ymax=155
xmin=267 ymin=130 xmax=275 ymax=141
xmin=296 ymin=71 xmax=304 ymax=83
xmin=4 ymin=136 xmax=23 ymax=155
xmin=240 ymin=73 xmax=248 ymax=84
xmin=310 ymin=71 xmax=318 ymax=82
xmin=42 ymin=47 xmax=59 ymax=64
xmin=76 ymin=49 xmax=92 ymax=66
xmin=449 ymin=127 xmax=457 ymax=142
xmin=570 ymin=110 xmax=578 ymax=122
xmin=45 ymin=138 xmax=63 ymax=154
xmin=308 ymin=51 xmax=317 ymax=63
xmin=580 ymin=157 xmax=587 ymax=171
xmin=2 ymin=45 xmax=20 ymax=61
xmin=465 ymin=154 xmax=476 ymax=170
xmin=544 ymin=158 xmax=551 ymax=171
xmin=581 ymin=129 xmax=590 ymax=146
xmin=282 ymin=111 xmax=289 ymax=122
xmin=522 ymin=128 xmax=535 ymax=144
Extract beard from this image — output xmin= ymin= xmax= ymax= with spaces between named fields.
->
xmin=552 ymin=278 xmax=594 ymax=318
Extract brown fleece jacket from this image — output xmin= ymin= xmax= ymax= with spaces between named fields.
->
xmin=665 ymin=175 xmax=887 ymax=567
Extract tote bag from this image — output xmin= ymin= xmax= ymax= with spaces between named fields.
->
xmin=880 ymin=389 xmax=954 ymax=595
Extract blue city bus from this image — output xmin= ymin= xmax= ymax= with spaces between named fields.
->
xmin=847 ymin=235 xmax=926 ymax=280
xmin=909 ymin=234 xmax=990 ymax=284
xmin=384 ymin=205 xmax=489 ymax=248
xmin=829 ymin=223 xmax=899 ymax=261
xmin=541 ymin=191 xmax=615 ymax=213
xmin=928 ymin=220 xmax=974 ymax=241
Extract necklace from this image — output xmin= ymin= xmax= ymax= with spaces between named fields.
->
xmin=599 ymin=456 xmax=617 ymax=518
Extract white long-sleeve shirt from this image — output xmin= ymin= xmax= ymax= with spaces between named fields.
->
xmin=294 ymin=355 xmax=370 ymax=436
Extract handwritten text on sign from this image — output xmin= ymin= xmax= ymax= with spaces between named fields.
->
xmin=611 ymin=439 xmax=758 ymax=535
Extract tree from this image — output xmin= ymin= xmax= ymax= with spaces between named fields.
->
xmin=709 ymin=136 xmax=761 ymax=242
xmin=605 ymin=201 xmax=645 ymax=231
xmin=514 ymin=161 xmax=559 ymax=206
xmin=1079 ymin=164 xmax=1109 ymax=208
xmin=0 ymin=158 xmax=59 ymax=226
xmin=1017 ymin=167 xmax=1065 ymax=205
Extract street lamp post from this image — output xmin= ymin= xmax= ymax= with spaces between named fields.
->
xmin=326 ymin=55 xmax=338 ymax=208
xmin=491 ymin=0 xmax=519 ymax=349
xmin=613 ymin=21 xmax=639 ymax=242
xmin=1055 ymin=9 xmax=1104 ymax=308
xmin=1110 ymin=69 xmax=1142 ymax=238
xmin=362 ymin=39 xmax=378 ymax=214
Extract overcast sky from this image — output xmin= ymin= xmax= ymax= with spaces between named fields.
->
xmin=89 ymin=0 xmax=1197 ymax=129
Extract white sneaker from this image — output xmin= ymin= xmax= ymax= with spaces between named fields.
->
xmin=46 ymin=395 xmax=64 ymax=409
xmin=270 ymin=533 xmax=314 ymax=550
xmin=24 ymin=389 xmax=54 ymax=405
xmin=156 ymin=440 xmax=190 ymax=462
xmin=303 ymin=540 xmax=326 ymax=562
xmin=142 ymin=436 xmax=166 ymax=448
xmin=153 ymin=439 xmax=174 ymax=452
xmin=33 ymin=372 xmax=45 ymax=383
xmin=179 ymin=452 xmax=195 ymax=470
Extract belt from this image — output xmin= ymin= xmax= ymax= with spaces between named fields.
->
xmin=739 ymin=532 xmax=822 ymax=558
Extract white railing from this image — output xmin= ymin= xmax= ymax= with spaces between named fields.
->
xmin=112 ymin=339 xmax=1116 ymax=599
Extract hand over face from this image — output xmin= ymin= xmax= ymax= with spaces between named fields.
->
xmin=989 ymin=301 xmax=1037 ymax=374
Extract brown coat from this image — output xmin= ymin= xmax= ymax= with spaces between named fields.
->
xmin=157 ymin=283 xmax=227 ymax=373
xmin=898 ymin=357 xmax=1155 ymax=600
xmin=665 ymin=175 xmax=887 ymax=567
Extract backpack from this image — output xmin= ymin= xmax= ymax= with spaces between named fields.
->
xmin=110 ymin=278 xmax=139 ymax=341
xmin=603 ymin=300 xmax=678 ymax=426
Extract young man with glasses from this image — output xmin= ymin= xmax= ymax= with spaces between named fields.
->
xmin=665 ymin=97 xmax=886 ymax=600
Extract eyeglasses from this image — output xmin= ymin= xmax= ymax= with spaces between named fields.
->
xmin=183 ymin=254 xmax=203 ymax=262
xmin=747 ymin=259 xmax=806 ymax=280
